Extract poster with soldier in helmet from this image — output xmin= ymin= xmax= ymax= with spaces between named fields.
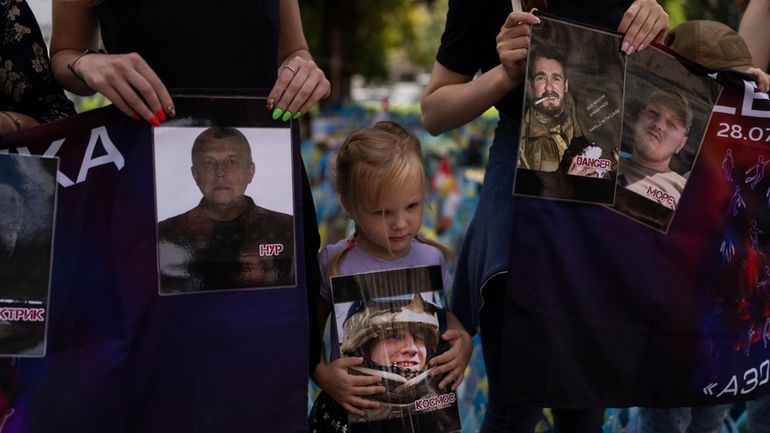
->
xmin=331 ymin=265 xmax=461 ymax=433
xmin=0 ymin=154 xmax=58 ymax=357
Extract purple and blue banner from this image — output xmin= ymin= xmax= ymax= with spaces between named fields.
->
xmin=0 ymin=99 xmax=310 ymax=433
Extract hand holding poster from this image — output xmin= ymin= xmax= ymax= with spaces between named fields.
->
xmin=330 ymin=266 xmax=461 ymax=433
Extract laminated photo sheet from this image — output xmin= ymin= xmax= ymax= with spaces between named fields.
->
xmin=153 ymin=95 xmax=298 ymax=294
xmin=514 ymin=14 xmax=625 ymax=204
xmin=0 ymin=153 xmax=58 ymax=357
xmin=330 ymin=265 xmax=461 ymax=433
xmin=610 ymin=46 xmax=722 ymax=232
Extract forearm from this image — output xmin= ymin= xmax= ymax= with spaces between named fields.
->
xmin=739 ymin=0 xmax=770 ymax=69
xmin=0 ymin=111 xmax=38 ymax=135
xmin=51 ymin=49 xmax=98 ymax=96
xmin=421 ymin=64 xmax=519 ymax=135
xmin=446 ymin=311 xmax=466 ymax=333
xmin=50 ymin=2 xmax=100 ymax=95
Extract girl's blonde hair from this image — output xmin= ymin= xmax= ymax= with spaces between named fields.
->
xmin=336 ymin=121 xmax=423 ymax=215
xmin=329 ymin=121 xmax=450 ymax=276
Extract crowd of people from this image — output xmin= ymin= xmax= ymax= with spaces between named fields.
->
xmin=2 ymin=0 xmax=770 ymax=432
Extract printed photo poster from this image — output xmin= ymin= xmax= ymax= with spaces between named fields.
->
xmin=611 ymin=46 xmax=722 ymax=232
xmin=0 ymin=153 xmax=58 ymax=357
xmin=514 ymin=14 xmax=625 ymax=204
xmin=330 ymin=265 xmax=461 ymax=433
xmin=153 ymin=95 xmax=297 ymax=294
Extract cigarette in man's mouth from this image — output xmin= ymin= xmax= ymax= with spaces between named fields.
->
xmin=534 ymin=96 xmax=556 ymax=105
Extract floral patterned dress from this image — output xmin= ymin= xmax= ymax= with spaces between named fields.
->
xmin=0 ymin=0 xmax=74 ymax=121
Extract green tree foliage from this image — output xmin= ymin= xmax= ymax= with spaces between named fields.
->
xmin=680 ymin=0 xmax=743 ymax=27
xmin=299 ymin=0 xmax=446 ymax=102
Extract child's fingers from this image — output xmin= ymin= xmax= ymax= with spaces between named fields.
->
xmin=430 ymin=359 xmax=458 ymax=378
xmin=352 ymin=384 xmax=386 ymax=396
xmin=340 ymin=402 xmax=366 ymax=417
xmin=451 ymin=377 xmax=464 ymax=391
xmin=349 ymin=374 xmax=382 ymax=387
xmin=333 ymin=356 xmax=364 ymax=368
xmin=428 ymin=351 xmax=452 ymax=367
xmin=441 ymin=329 xmax=461 ymax=340
xmin=349 ymin=396 xmax=381 ymax=410
xmin=438 ymin=372 xmax=455 ymax=390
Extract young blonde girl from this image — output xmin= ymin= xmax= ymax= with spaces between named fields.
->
xmin=309 ymin=121 xmax=472 ymax=431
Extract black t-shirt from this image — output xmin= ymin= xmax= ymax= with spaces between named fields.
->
xmin=436 ymin=0 xmax=633 ymax=118
xmin=94 ymin=0 xmax=323 ymax=371
xmin=96 ymin=0 xmax=280 ymax=89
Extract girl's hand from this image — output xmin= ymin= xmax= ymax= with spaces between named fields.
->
xmin=617 ymin=0 xmax=669 ymax=54
xmin=496 ymin=11 xmax=541 ymax=84
xmin=312 ymin=356 xmax=386 ymax=417
xmin=70 ymin=52 xmax=174 ymax=125
xmin=267 ymin=55 xmax=331 ymax=121
xmin=427 ymin=329 xmax=472 ymax=391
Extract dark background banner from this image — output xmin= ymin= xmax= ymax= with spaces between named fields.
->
xmin=502 ymin=70 xmax=770 ymax=407
xmin=0 ymin=105 xmax=309 ymax=433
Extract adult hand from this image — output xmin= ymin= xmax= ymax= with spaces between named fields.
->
xmin=268 ymin=55 xmax=330 ymax=121
xmin=311 ymin=356 xmax=385 ymax=417
xmin=496 ymin=11 xmax=541 ymax=84
xmin=747 ymin=67 xmax=770 ymax=93
xmin=69 ymin=52 xmax=174 ymax=126
xmin=428 ymin=329 xmax=472 ymax=391
xmin=617 ymin=0 xmax=669 ymax=54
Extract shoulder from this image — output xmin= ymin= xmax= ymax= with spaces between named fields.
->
xmin=409 ymin=240 xmax=447 ymax=266
xmin=318 ymin=239 xmax=349 ymax=270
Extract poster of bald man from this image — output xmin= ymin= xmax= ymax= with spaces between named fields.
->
xmin=153 ymin=96 xmax=297 ymax=295
xmin=0 ymin=153 xmax=58 ymax=357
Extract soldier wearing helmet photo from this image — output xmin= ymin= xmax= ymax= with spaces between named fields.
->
xmin=339 ymin=293 xmax=449 ymax=423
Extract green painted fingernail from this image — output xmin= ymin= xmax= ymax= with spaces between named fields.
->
xmin=293 ymin=111 xmax=302 ymax=120
xmin=272 ymin=108 xmax=283 ymax=120
xmin=281 ymin=111 xmax=292 ymax=122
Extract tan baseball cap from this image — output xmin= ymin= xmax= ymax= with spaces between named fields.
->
xmin=664 ymin=20 xmax=754 ymax=72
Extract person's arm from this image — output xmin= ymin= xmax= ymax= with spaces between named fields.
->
xmin=310 ymin=298 xmax=385 ymax=416
xmin=0 ymin=111 xmax=39 ymax=136
xmin=746 ymin=67 xmax=770 ymax=93
xmin=50 ymin=1 xmax=173 ymax=124
xmin=739 ymin=0 xmax=770 ymax=69
xmin=427 ymin=312 xmax=472 ymax=391
xmin=421 ymin=11 xmax=539 ymax=135
xmin=267 ymin=0 xmax=330 ymax=121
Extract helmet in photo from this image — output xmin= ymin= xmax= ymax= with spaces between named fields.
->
xmin=340 ymin=293 xmax=440 ymax=363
